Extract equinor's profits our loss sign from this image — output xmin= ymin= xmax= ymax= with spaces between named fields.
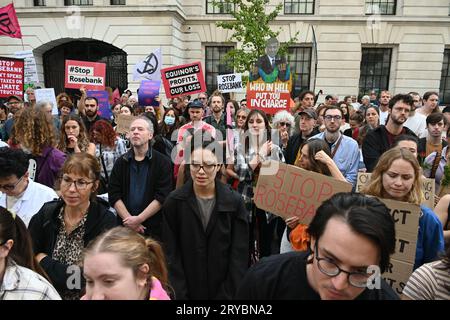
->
xmin=161 ymin=62 xmax=206 ymax=98
xmin=65 ymin=59 xmax=106 ymax=90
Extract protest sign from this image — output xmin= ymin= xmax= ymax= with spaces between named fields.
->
xmin=138 ymin=80 xmax=160 ymax=107
xmin=217 ymin=73 xmax=244 ymax=93
xmin=254 ymin=161 xmax=352 ymax=222
xmin=133 ymin=48 xmax=162 ymax=82
xmin=35 ymin=88 xmax=58 ymax=115
xmin=375 ymin=198 xmax=420 ymax=295
xmin=116 ymin=114 xmax=137 ymax=134
xmin=161 ymin=62 xmax=206 ymax=98
xmin=87 ymin=90 xmax=111 ymax=120
xmin=14 ymin=50 xmax=39 ymax=83
xmin=0 ymin=57 xmax=24 ymax=98
xmin=65 ymin=60 xmax=106 ymax=90
xmin=356 ymin=173 xmax=435 ymax=208
xmin=246 ymin=81 xmax=291 ymax=114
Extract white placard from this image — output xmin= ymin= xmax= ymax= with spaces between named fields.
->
xmin=35 ymin=88 xmax=58 ymax=115
xmin=217 ymin=73 xmax=244 ymax=93
xmin=14 ymin=50 xmax=39 ymax=83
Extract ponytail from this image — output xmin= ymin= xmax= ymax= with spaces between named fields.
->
xmin=145 ymin=238 xmax=169 ymax=292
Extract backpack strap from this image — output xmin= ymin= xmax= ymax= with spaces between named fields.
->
xmin=430 ymin=151 xmax=442 ymax=179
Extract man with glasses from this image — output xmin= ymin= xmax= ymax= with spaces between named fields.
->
xmin=1 ymin=95 xmax=24 ymax=142
xmin=362 ymin=94 xmax=416 ymax=172
xmin=311 ymin=106 xmax=360 ymax=186
xmin=0 ymin=147 xmax=57 ymax=226
xmin=108 ymin=117 xmax=173 ymax=240
xmin=404 ymin=92 xmax=427 ymax=138
xmin=236 ymin=192 xmax=398 ymax=300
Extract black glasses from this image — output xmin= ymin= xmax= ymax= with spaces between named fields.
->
xmin=190 ymin=163 xmax=219 ymax=173
xmin=0 ymin=175 xmax=25 ymax=192
xmin=324 ymin=115 xmax=342 ymax=121
xmin=314 ymin=242 xmax=371 ymax=288
xmin=237 ymin=115 xmax=247 ymax=120
xmin=61 ymin=176 xmax=94 ymax=191
xmin=279 ymin=122 xmax=291 ymax=127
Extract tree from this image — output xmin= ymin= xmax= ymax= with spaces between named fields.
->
xmin=213 ymin=0 xmax=298 ymax=73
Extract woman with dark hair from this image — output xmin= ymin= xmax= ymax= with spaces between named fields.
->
xmin=0 ymin=207 xmax=61 ymax=300
xmin=281 ymin=139 xmax=347 ymax=253
xmin=28 ymin=153 xmax=117 ymax=300
xmin=362 ymin=147 xmax=444 ymax=270
xmin=226 ymin=100 xmax=239 ymax=127
xmin=58 ymin=114 xmax=95 ymax=156
xmin=159 ymin=108 xmax=181 ymax=143
xmin=90 ymin=120 xmax=128 ymax=194
xmin=344 ymin=111 xmax=365 ymax=143
xmin=234 ymin=109 xmax=285 ymax=261
xmin=338 ymin=101 xmax=351 ymax=133
xmin=111 ymin=103 xmax=122 ymax=127
xmin=358 ymin=106 xmax=380 ymax=146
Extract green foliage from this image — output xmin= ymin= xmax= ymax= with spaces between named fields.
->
xmin=213 ymin=0 xmax=299 ymax=73
xmin=441 ymin=164 xmax=450 ymax=187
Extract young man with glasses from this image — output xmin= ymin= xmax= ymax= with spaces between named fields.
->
xmin=310 ymin=106 xmax=360 ymax=186
xmin=362 ymin=94 xmax=416 ymax=172
xmin=162 ymin=133 xmax=249 ymax=299
xmin=0 ymin=147 xmax=58 ymax=226
xmin=236 ymin=192 xmax=398 ymax=300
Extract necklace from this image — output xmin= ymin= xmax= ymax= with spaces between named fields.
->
xmin=63 ymin=202 xmax=90 ymax=232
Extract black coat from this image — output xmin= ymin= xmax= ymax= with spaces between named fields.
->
xmin=162 ymin=180 xmax=249 ymax=300
xmin=108 ymin=147 xmax=173 ymax=239
xmin=28 ymin=197 xmax=117 ymax=292
xmin=285 ymin=127 xmax=320 ymax=165
xmin=362 ymin=125 xmax=417 ymax=172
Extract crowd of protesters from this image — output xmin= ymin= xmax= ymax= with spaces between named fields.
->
xmin=0 ymin=85 xmax=449 ymax=301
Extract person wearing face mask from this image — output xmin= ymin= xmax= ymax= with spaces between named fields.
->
xmin=159 ymin=108 xmax=181 ymax=144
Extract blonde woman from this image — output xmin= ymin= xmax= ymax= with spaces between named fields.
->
xmin=362 ymin=147 xmax=444 ymax=270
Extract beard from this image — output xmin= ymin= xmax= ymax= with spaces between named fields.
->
xmin=86 ymin=109 xmax=97 ymax=117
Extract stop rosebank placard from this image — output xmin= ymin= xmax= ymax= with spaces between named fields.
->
xmin=0 ymin=57 xmax=24 ymax=98
xmin=161 ymin=62 xmax=206 ymax=98
xmin=65 ymin=59 xmax=106 ymax=91
xmin=246 ymin=82 xmax=291 ymax=115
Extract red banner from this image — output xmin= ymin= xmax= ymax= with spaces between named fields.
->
xmin=64 ymin=59 xmax=106 ymax=90
xmin=0 ymin=57 xmax=24 ymax=98
xmin=0 ymin=3 xmax=22 ymax=39
xmin=246 ymin=82 xmax=291 ymax=115
xmin=160 ymin=61 xmax=206 ymax=98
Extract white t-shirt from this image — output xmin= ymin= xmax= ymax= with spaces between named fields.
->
xmin=404 ymin=112 xmax=427 ymax=138
xmin=379 ymin=110 xmax=389 ymax=126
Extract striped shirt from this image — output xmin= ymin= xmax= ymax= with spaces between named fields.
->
xmin=0 ymin=260 xmax=61 ymax=300
xmin=403 ymin=260 xmax=450 ymax=300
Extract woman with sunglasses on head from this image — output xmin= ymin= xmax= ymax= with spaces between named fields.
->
xmin=362 ymin=147 xmax=444 ymax=270
xmin=28 ymin=153 xmax=117 ymax=300
xmin=162 ymin=132 xmax=249 ymax=299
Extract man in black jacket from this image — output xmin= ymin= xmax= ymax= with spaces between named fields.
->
xmin=108 ymin=116 xmax=173 ymax=240
xmin=362 ymin=94 xmax=416 ymax=172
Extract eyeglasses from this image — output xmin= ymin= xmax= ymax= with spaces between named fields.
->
xmin=61 ymin=176 xmax=94 ymax=190
xmin=0 ymin=175 xmax=25 ymax=192
xmin=314 ymin=242 xmax=371 ymax=288
xmin=324 ymin=115 xmax=342 ymax=121
xmin=190 ymin=163 xmax=219 ymax=173
xmin=279 ymin=122 xmax=291 ymax=127
xmin=237 ymin=115 xmax=247 ymax=120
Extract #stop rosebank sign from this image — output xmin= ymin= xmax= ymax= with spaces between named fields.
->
xmin=65 ymin=59 xmax=106 ymax=91
xmin=0 ymin=57 xmax=24 ymax=98
xmin=161 ymin=62 xmax=206 ymax=98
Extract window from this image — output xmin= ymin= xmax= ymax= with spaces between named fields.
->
xmin=64 ymin=0 xmax=93 ymax=5
xmin=206 ymin=0 xmax=234 ymax=14
xmin=288 ymin=47 xmax=312 ymax=98
xmin=359 ymin=48 xmax=392 ymax=97
xmin=439 ymin=49 xmax=450 ymax=106
xmin=205 ymin=46 xmax=234 ymax=95
xmin=111 ymin=0 xmax=125 ymax=4
xmin=34 ymin=0 xmax=46 ymax=6
xmin=284 ymin=0 xmax=315 ymax=14
xmin=365 ymin=0 xmax=396 ymax=15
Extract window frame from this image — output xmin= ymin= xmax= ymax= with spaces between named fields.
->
xmin=440 ymin=49 xmax=450 ymax=106
xmin=204 ymin=45 xmax=234 ymax=96
xmin=206 ymin=0 xmax=234 ymax=14
xmin=365 ymin=0 xmax=396 ymax=15
xmin=287 ymin=46 xmax=313 ymax=98
xmin=359 ymin=47 xmax=392 ymax=98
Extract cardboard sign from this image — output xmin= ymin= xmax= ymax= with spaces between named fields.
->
xmin=246 ymin=81 xmax=291 ymax=115
xmin=35 ymin=88 xmax=58 ymax=115
xmin=217 ymin=73 xmax=244 ymax=93
xmin=373 ymin=197 xmax=420 ymax=295
xmin=116 ymin=114 xmax=137 ymax=134
xmin=0 ymin=57 xmax=24 ymax=98
xmin=138 ymin=80 xmax=160 ymax=107
xmin=254 ymin=161 xmax=352 ymax=222
xmin=160 ymin=62 xmax=206 ymax=98
xmin=356 ymin=173 xmax=435 ymax=208
xmin=14 ymin=50 xmax=39 ymax=83
xmin=87 ymin=90 xmax=111 ymax=120
xmin=65 ymin=59 xmax=106 ymax=90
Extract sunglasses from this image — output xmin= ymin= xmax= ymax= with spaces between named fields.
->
xmin=279 ymin=122 xmax=291 ymax=127
xmin=237 ymin=115 xmax=247 ymax=120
